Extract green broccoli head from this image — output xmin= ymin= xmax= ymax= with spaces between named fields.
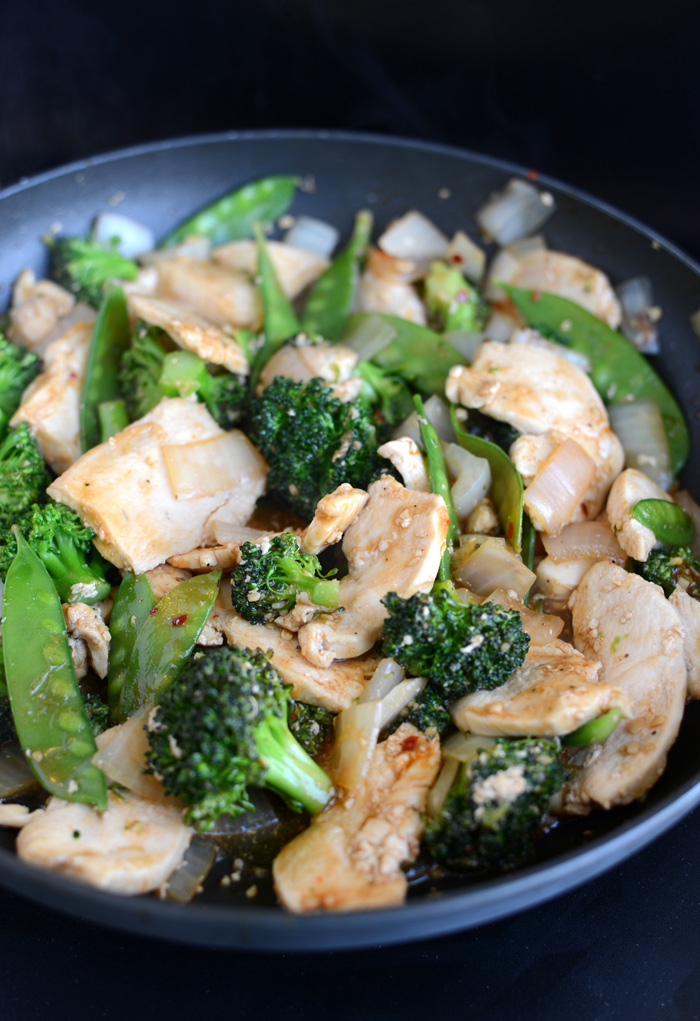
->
xmin=382 ymin=589 xmax=530 ymax=735
xmin=0 ymin=423 xmax=52 ymax=531
xmin=231 ymin=532 xmax=339 ymax=625
xmin=423 ymin=261 xmax=490 ymax=334
xmin=145 ymin=645 xmax=332 ymax=830
xmin=118 ymin=323 xmax=169 ymax=421
xmin=48 ymin=236 xmax=139 ymax=307
xmin=158 ymin=349 xmax=247 ymax=429
xmin=353 ymin=360 xmax=414 ymax=431
xmin=0 ymin=335 xmax=41 ymax=430
xmin=82 ymin=693 xmax=111 ymax=737
xmin=636 ymin=545 xmax=700 ymax=600
xmin=423 ymin=737 xmax=567 ymax=871
xmin=288 ymin=701 xmax=335 ymax=757
xmin=249 ymin=376 xmax=391 ymax=519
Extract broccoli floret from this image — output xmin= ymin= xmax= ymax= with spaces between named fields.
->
xmin=159 ymin=350 xmax=247 ymax=428
xmin=463 ymin=408 xmax=520 ymax=453
xmin=0 ymin=502 xmax=110 ymax=604
xmin=423 ymin=261 xmax=490 ymax=334
xmin=47 ymin=236 xmax=139 ymax=307
xmin=288 ymin=701 xmax=335 ymax=756
xmin=0 ymin=423 xmax=52 ymax=531
xmin=353 ymin=360 xmax=414 ymax=431
xmin=82 ymin=693 xmax=111 ymax=737
xmin=249 ymin=376 xmax=391 ymax=519
xmin=382 ymin=589 xmax=529 ymax=734
xmin=118 ymin=323 xmax=169 ymax=420
xmin=146 ymin=646 xmax=332 ymax=830
xmin=231 ymin=532 xmax=339 ymax=625
xmin=423 ymin=737 xmax=567 ymax=871
xmin=636 ymin=545 xmax=700 ymax=599
xmin=0 ymin=335 xmax=41 ymax=433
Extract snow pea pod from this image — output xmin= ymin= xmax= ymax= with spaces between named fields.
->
xmin=98 ymin=399 xmax=129 ymax=441
xmin=632 ymin=498 xmax=695 ymax=546
xmin=118 ymin=570 xmax=221 ymax=721
xmin=346 ymin=314 xmax=464 ymax=395
xmin=450 ymin=406 xmax=524 ymax=553
xmin=162 ymin=175 xmax=297 ymax=247
xmin=563 ymin=707 xmax=622 ymax=746
xmin=2 ymin=529 xmax=107 ymax=808
xmin=301 ymin=210 xmax=373 ymax=341
xmin=80 ymin=286 xmax=130 ymax=452
xmin=249 ymin=223 xmax=300 ymax=390
xmin=415 ymin=395 xmax=458 ymax=582
xmin=107 ymin=572 xmax=155 ymax=718
xmin=503 ymin=284 xmax=690 ymax=477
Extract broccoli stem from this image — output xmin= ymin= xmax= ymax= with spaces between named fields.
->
xmin=41 ymin=535 xmax=111 ymax=604
xmin=414 ymin=394 xmax=459 ymax=581
xmin=281 ymin=561 xmax=340 ymax=610
xmin=255 ymin=715 xmax=332 ymax=814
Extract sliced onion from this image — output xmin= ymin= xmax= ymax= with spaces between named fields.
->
xmin=427 ymin=757 xmax=459 ymax=818
xmin=284 ymin=216 xmax=339 ymax=260
xmin=452 ymin=536 xmax=536 ymax=600
xmin=163 ymin=430 xmax=268 ymax=500
xmin=485 ymin=587 xmax=564 ymax=644
xmin=542 ymin=520 xmax=626 ymax=565
xmin=329 ymin=701 xmax=382 ymax=791
xmin=505 ymin=234 xmax=548 ymax=257
xmin=393 ymin=394 xmax=454 ymax=447
xmin=675 ymin=491 xmax=700 ymax=557
xmin=524 ymin=439 xmax=596 ymax=535
xmin=358 ymin=657 xmax=405 ymax=704
xmin=442 ymin=732 xmax=497 ymax=761
xmin=378 ymin=211 xmax=448 ymax=265
xmin=608 ymin=398 xmax=672 ymax=491
xmin=139 ymin=236 xmax=212 ymax=264
xmin=446 ymin=231 xmax=486 ymax=283
xmin=475 ymin=179 xmax=556 ymax=246
xmin=443 ymin=442 xmax=491 ymax=519
xmin=164 ymin=836 xmax=216 ymax=902
xmin=210 ymin=522 xmax=267 ymax=546
xmin=484 ymin=310 xmax=520 ymax=342
xmin=377 ymin=677 xmax=427 ymax=730
xmin=0 ymin=744 xmax=39 ymax=798
xmin=343 ymin=314 xmax=397 ymax=361
xmin=616 ymin=277 xmax=660 ymax=354
xmin=443 ymin=330 xmax=485 ymax=363
xmin=92 ymin=212 xmax=155 ymax=259
xmin=93 ymin=705 xmax=166 ymax=802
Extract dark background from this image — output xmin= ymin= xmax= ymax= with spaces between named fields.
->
xmin=1 ymin=1 xmax=700 ymax=1018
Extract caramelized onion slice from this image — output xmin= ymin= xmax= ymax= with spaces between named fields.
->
xmin=485 ymin=587 xmax=564 ymax=645
xmin=163 ymin=430 xmax=268 ymax=500
xmin=523 ymin=439 xmax=596 ymax=535
xmin=93 ymin=705 xmax=168 ymax=802
xmin=452 ymin=536 xmax=536 ymax=601
xmin=542 ymin=521 xmax=626 ymax=565
xmin=329 ymin=701 xmax=382 ymax=791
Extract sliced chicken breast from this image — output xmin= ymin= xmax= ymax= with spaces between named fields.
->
xmin=606 ymin=467 xmax=672 ymax=562
xmin=154 ymin=256 xmax=263 ymax=330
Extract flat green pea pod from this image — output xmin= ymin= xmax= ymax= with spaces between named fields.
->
xmin=249 ymin=222 xmax=301 ymax=389
xmin=2 ymin=529 xmax=107 ymax=808
xmin=632 ymin=498 xmax=695 ymax=547
xmin=162 ymin=175 xmax=297 ymax=247
xmin=118 ymin=570 xmax=221 ymax=721
xmin=563 ymin=707 xmax=622 ymax=746
xmin=301 ymin=210 xmax=373 ymax=341
xmin=503 ymin=284 xmax=690 ymax=478
xmin=450 ymin=405 xmax=524 ymax=553
xmin=415 ymin=395 xmax=459 ymax=582
xmin=346 ymin=313 xmax=464 ymax=395
xmin=80 ymin=287 xmax=131 ymax=452
xmin=98 ymin=399 xmax=129 ymax=442
xmin=107 ymin=572 xmax=155 ymax=718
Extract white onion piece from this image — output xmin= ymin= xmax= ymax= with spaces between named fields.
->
xmin=443 ymin=330 xmax=485 ymax=363
xmin=485 ymin=310 xmax=521 ymax=342
xmin=139 ymin=236 xmax=212 ymax=264
xmin=523 ymin=439 xmax=596 ymax=535
xmin=452 ymin=537 xmax=536 ymax=600
xmin=505 ymin=234 xmax=548 ymax=257
xmin=443 ymin=442 xmax=491 ymax=519
xmin=446 ymin=231 xmax=486 ymax=283
xmin=284 ymin=216 xmax=339 ymax=260
xmin=329 ymin=701 xmax=382 ymax=791
xmin=377 ymin=678 xmax=427 ymax=730
xmin=427 ymin=757 xmax=459 ymax=818
xmin=0 ymin=744 xmax=39 ymax=798
xmin=92 ymin=212 xmax=155 ymax=259
xmin=616 ymin=276 xmax=660 ymax=354
xmin=343 ymin=314 xmax=397 ymax=361
xmin=542 ymin=520 xmax=626 ymax=565
xmin=163 ymin=430 xmax=267 ymax=501
xmin=210 ymin=522 xmax=266 ymax=546
xmin=164 ymin=836 xmax=215 ymax=902
xmin=608 ymin=399 xmax=672 ymax=491
xmin=93 ymin=705 xmax=166 ymax=802
xmin=442 ymin=732 xmax=497 ymax=760
xmin=485 ymin=587 xmax=564 ymax=645
xmin=378 ymin=211 xmax=448 ymax=264
xmin=675 ymin=491 xmax=700 ymax=557
xmin=476 ymin=179 xmax=556 ymax=246
xmin=393 ymin=394 xmax=454 ymax=447
xmin=459 ymin=533 xmax=506 ymax=548
xmin=358 ymin=657 xmax=405 ymax=704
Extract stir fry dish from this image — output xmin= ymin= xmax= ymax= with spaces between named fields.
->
xmin=0 ymin=173 xmax=698 ymax=913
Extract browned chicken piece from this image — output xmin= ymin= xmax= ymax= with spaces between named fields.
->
xmin=298 ymin=477 xmax=449 ymax=667
xmin=357 ymin=248 xmax=427 ymax=325
xmin=213 ymin=239 xmax=329 ymax=299
xmin=376 ymin=438 xmax=430 ymax=492
xmin=10 ymin=320 xmax=93 ymax=474
xmin=48 ymin=398 xmax=266 ymax=573
xmin=62 ymin=602 xmax=111 ymax=679
xmin=446 ymin=339 xmax=624 ymax=528
xmin=258 ymin=342 xmax=363 ymax=403
xmin=167 ymin=546 xmax=239 ymax=572
xmin=154 ymin=256 xmax=263 ymax=331
xmin=16 ymin=791 xmax=192 ymax=896
xmin=560 ymin=562 xmax=686 ymax=813
xmin=451 ymin=639 xmax=630 ymax=737
xmin=273 ymin=724 xmax=441 ymax=912
xmin=127 ymin=294 xmax=248 ymax=374
xmin=465 ymin=496 xmax=500 ymax=535
xmin=300 ymin=484 xmax=369 ymax=556
xmin=144 ymin=563 xmax=192 ymax=602
xmin=606 ymin=468 xmax=671 ymax=562
xmin=669 ymin=588 xmax=700 ymax=699
xmin=8 ymin=269 xmax=76 ymax=349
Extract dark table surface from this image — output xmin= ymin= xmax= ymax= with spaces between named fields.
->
xmin=1 ymin=2 xmax=700 ymax=1018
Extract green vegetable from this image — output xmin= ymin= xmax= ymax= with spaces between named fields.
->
xmin=423 ymin=737 xmax=567 ymax=871
xmin=301 ymin=210 xmax=373 ymax=340
xmin=231 ymin=532 xmax=339 ymax=625
xmin=0 ymin=335 xmax=41 ymax=436
xmin=162 ymin=175 xmax=297 ymax=247
xmin=423 ymin=261 xmax=489 ymax=333
xmin=503 ymin=285 xmax=689 ymax=477
xmin=415 ymin=394 xmax=458 ymax=582
xmin=80 ymin=287 xmax=131 ymax=451
xmin=249 ymin=223 xmax=300 ymax=388
xmin=107 ymin=572 xmax=155 ymax=717
xmin=451 ymin=405 xmax=524 ymax=553
xmin=98 ymin=399 xmax=129 ymax=441
xmin=563 ymin=707 xmax=622 ymax=746
xmin=0 ymin=424 xmax=52 ymax=531
xmin=47 ymin=236 xmax=138 ymax=307
xmin=145 ymin=645 xmax=332 ymax=829
xmin=82 ymin=694 xmax=111 ymax=738
xmin=118 ymin=323 xmax=169 ymax=421
xmin=353 ymin=360 xmax=414 ymax=430
xmin=346 ymin=314 xmax=463 ymax=396
xmin=2 ymin=529 xmax=107 ymax=808
xmin=288 ymin=701 xmax=335 ymax=757
xmin=159 ymin=350 xmax=246 ymax=428
xmin=635 ymin=544 xmax=700 ymax=599
xmin=631 ymin=498 xmax=695 ymax=547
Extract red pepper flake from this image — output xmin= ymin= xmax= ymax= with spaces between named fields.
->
xmin=507 ymin=521 xmax=514 ymax=539
xmin=171 ymin=614 xmax=188 ymax=627
xmin=531 ymin=290 xmax=541 ymax=302
xmin=451 ymin=253 xmax=464 ymax=264
xmin=527 ymin=168 xmax=539 ymax=180
xmin=149 ymin=607 xmax=158 ymax=615
xmin=400 ymin=734 xmax=419 ymax=752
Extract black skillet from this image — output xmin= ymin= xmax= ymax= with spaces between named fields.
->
xmin=0 ymin=131 xmax=698 ymax=951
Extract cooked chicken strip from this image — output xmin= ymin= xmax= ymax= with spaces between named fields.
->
xmin=16 ymin=791 xmax=192 ymax=896
xmin=465 ymin=496 xmax=500 ymax=535
xmin=300 ymin=484 xmax=369 ymax=556
xmin=451 ymin=639 xmax=629 ymax=737
xmin=10 ymin=320 xmax=93 ymax=474
xmin=357 ymin=249 xmax=427 ymax=325
xmin=273 ymin=724 xmax=440 ymax=912
xmin=258 ymin=341 xmax=362 ymax=403
xmin=298 ymin=477 xmax=449 ymax=667
xmin=154 ymin=256 xmax=262 ymax=331
xmin=127 ymin=294 xmax=248 ymax=374
xmin=62 ymin=602 xmax=111 ymax=679
xmin=606 ymin=468 xmax=671 ymax=562
xmin=8 ymin=269 xmax=75 ymax=349
xmin=145 ymin=563 xmax=192 ymax=602
xmin=167 ymin=546 xmax=239 ymax=572
xmin=669 ymin=588 xmax=700 ymax=699
xmin=446 ymin=339 xmax=624 ymax=527
xmin=213 ymin=240 xmax=328 ymax=299
xmin=560 ymin=562 xmax=686 ymax=813
xmin=376 ymin=437 xmax=430 ymax=491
